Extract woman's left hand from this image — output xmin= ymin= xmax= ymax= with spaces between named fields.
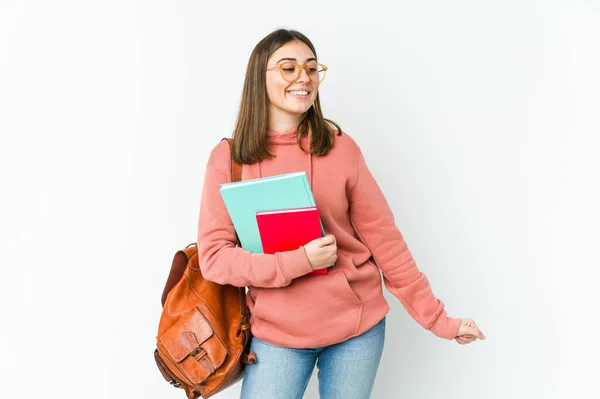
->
xmin=454 ymin=318 xmax=486 ymax=345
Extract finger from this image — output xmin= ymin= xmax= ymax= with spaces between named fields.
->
xmin=465 ymin=334 xmax=479 ymax=343
xmin=471 ymin=326 xmax=485 ymax=340
xmin=456 ymin=334 xmax=476 ymax=344
xmin=459 ymin=334 xmax=477 ymax=339
xmin=318 ymin=235 xmax=335 ymax=246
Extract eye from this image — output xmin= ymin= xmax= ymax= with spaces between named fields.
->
xmin=282 ymin=67 xmax=295 ymax=72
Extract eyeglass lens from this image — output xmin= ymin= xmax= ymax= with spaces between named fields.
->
xmin=279 ymin=62 xmax=325 ymax=82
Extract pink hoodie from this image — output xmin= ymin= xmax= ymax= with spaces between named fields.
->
xmin=197 ymin=128 xmax=461 ymax=348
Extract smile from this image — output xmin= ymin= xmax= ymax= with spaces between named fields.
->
xmin=288 ymin=90 xmax=310 ymax=98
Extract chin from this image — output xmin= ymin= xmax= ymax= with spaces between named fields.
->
xmin=288 ymin=108 xmax=311 ymax=116
xmin=284 ymin=104 xmax=312 ymax=115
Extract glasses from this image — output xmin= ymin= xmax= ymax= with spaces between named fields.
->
xmin=267 ymin=61 xmax=328 ymax=83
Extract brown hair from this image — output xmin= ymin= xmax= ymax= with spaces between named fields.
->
xmin=231 ymin=29 xmax=342 ymax=164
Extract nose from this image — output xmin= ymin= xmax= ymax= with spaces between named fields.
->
xmin=296 ymin=65 xmax=311 ymax=83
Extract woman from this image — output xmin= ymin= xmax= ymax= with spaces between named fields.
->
xmin=197 ymin=29 xmax=485 ymax=399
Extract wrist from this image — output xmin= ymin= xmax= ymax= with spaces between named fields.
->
xmin=302 ymin=247 xmax=315 ymax=270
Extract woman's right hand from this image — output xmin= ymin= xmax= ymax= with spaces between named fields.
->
xmin=304 ymin=234 xmax=338 ymax=271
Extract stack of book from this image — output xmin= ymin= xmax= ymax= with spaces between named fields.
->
xmin=220 ymin=171 xmax=329 ymax=275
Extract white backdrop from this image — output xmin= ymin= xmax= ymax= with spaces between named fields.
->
xmin=1 ymin=1 xmax=599 ymax=398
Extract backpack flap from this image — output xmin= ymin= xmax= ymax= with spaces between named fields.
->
xmin=159 ymin=307 xmax=229 ymax=384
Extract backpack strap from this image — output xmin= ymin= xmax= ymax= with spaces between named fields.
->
xmin=221 ymin=138 xmax=252 ymax=324
xmin=222 ymin=138 xmax=242 ymax=246
xmin=221 ymin=138 xmax=242 ymax=183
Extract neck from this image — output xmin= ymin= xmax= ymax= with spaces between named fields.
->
xmin=268 ymin=107 xmax=303 ymax=133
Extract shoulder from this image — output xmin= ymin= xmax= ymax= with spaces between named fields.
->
xmin=206 ymin=138 xmax=232 ymax=175
xmin=331 ymin=129 xmax=361 ymax=157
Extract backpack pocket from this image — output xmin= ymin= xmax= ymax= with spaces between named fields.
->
xmin=159 ymin=306 xmax=229 ymax=384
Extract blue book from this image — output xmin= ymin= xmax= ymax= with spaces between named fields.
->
xmin=220 ymin=171 xmax=323 ymax=253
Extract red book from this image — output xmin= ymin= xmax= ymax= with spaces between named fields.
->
xmin=256 ymin=206 xmax=329 ymax=275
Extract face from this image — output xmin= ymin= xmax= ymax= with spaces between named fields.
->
xmin=265 ymin=40 xmax=321 ymax=122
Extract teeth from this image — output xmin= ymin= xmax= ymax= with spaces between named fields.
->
xmin=289 ymin=91 xmax=309 ymax=96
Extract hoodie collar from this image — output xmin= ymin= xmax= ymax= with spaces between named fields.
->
xmin=260 ymin=126 xmax=314 ymax=191
xmin=266 ymin=126 xmax=302 ymax=145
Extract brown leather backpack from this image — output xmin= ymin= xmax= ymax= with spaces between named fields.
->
xmin=154 ymin=138 xmax=256 ymax=399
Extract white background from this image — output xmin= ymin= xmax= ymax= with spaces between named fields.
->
xmin=1 ymin=1 xmax=599 ymax=398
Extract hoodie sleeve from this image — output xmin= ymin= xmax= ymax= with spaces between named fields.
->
xmin=196 ymin=140 xmax=314 ymax=288
xmin=347 ymin=144 xmax=461 ymax=339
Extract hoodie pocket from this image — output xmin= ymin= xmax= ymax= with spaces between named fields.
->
xmin=252 ymin=268 xmax=363 ymax=342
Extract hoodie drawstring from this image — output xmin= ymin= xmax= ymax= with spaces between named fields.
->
xmin=308 ymin=149 xmax=313 ymax=191
xmin=257 ymin=133 xmax=314 ymax=191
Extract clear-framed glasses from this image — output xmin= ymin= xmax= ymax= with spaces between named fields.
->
xmin=267 ymin=61 xmax=328 ymax=83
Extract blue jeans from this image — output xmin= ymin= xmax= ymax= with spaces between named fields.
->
xmin=240 ymin=317 xmax=386 ymax=399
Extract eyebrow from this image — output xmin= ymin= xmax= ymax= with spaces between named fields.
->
xmin=276 ymin=57 xmax=317 ymax=63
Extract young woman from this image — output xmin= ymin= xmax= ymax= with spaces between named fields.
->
xmin=197 ymin=28 xmax=485 ymax=399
